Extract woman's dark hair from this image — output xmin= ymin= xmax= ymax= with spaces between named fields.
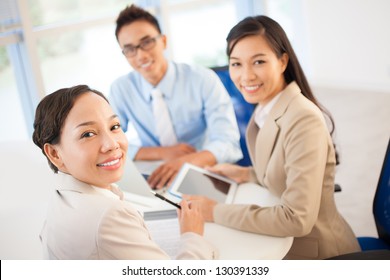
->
xmin=32 ymin=85 xmax=108 ymax=173
xmin=115 ymin=4 xmax=161 ymax=41
xmin=227 ymin=15 xmax=339 ymax=164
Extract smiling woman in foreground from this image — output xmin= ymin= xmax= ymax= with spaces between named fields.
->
xmin=32 ymin=85 xmax=217 ymax=259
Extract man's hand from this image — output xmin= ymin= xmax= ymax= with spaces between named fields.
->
xmin=147 ymin=156 xmax=186 ymax=189
xmin=134 ymin=143 xmax=196 ymax=161
xmin=160 ymin=143 xmax=196 ymax=161
xmin=147 ymin=151 xmax=217 ymax=189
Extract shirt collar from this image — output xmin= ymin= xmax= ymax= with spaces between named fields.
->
xmin=254 ymin=92 xmax=282 ymax=128
xmin=55 ymin=172 xmax=123 ymax=200
xmin=140 ymin=61 xmax=175 ymax=102
xmin=91 ymin=185 xmax=121 ymax=200
xmin=156 ymin=61 xmax=175 ymax=99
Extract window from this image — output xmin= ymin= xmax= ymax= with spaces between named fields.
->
xmin=0 ymin=45 xmax=29 ymax=141
xmin=28 ymin=0 xmax=131 ymax=26
xmin=0 ymin=0 xmax=132 ymax=141
xmin=37 ymin=25 xmax=128 ymax=95
xmin=1 ymin=0 xmax=308 ymax=142
xmin=265 ymin=0 xmax=310 ymax=74
xmin=166 ymin=0 xmax=237 ymax=67
xmin=28 ymin=0 xmax=132 ymax=94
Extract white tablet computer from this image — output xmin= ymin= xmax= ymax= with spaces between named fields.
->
xmin=169 ymin=163 xmax=237 ymax=203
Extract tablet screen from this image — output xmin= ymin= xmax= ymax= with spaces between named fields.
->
xmin=175 ymin=168 xmax=231 ymax=203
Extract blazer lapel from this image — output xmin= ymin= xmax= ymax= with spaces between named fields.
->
xmin=254 ymin=119 xmax=280 ymax=184
xmin=249 ymin=82 xmax=301 ymax=184
xmin=246 ymin=112 xmax=258 ymax=166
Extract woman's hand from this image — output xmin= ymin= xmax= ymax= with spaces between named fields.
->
xmin=182 ymin=195 xmax=217 ymax=222
xmin=206 ymin=163 xmax=251 ymax=184
xmin=177 ymin=199 xmax=204 ymax=235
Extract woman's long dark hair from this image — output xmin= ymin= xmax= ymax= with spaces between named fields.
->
xmin=227 ymin=16 xmax=339 ymax=164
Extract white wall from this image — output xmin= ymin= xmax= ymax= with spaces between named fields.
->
xmin=304 ymin=0 xmax=390 ymax=93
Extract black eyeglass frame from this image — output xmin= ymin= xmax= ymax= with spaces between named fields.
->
xmin=121 ymin=34 xmax=163 ymax=57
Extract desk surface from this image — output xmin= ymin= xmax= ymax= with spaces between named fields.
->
xmin=204 ymin=183 xmax=293 ymax=260
xmin=130 ymin=161 xmax=293 ymax=260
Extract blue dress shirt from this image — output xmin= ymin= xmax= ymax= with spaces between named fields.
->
xmin=109 ymin=61 xmax=242 ymax=163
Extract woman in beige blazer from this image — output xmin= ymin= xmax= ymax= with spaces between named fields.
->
xmin=186 ymin=16 xmax=360 ymax=259
xmin=32 ymin=85 xmax=217 ymax=260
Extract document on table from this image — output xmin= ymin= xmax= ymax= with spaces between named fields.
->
xmin=143 ymin=209 xmax=180 ymax=258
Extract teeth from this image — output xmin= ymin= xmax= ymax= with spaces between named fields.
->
xmin=244 ymin=85 xmax=259 ymax=91
xmin=140 ymin=61 xmax=152 ymax=68
xmin=98 ymin=159 xmax=119 ymax=167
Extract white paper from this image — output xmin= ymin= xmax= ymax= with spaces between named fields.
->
xmin=143 ymin=210 xmax=180 ymax=258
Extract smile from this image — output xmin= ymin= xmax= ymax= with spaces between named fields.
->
xmin=140 ymin=61 xmax=152 ymax=68
xmin=97 ymin=158 xmax=120 ymax=167
xmin=243 ymin=85 xmax=260 ymax=91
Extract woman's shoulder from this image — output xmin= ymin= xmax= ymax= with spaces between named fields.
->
xmin=285 ymin=92 xmax=325 ymax=122
xmin=275 ymin=92 xmax=329 ymax=139
xmin=64 ymin=186 xmax=140 ymax=221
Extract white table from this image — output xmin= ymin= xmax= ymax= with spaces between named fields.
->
xmin=204 ymin=183 xmax=293 ymax=259
xmin=132 ymin=161 xmax=293 ymax=260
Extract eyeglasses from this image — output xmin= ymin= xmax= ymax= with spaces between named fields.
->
xmin=121 ymin=35 xmax=162 ymax=57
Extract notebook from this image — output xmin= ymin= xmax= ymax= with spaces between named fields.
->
xmin=143 ymin=209 xmax=180 ymax=258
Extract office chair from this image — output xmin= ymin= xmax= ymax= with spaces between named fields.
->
xmin=326 ymin=137 xmax=390 ymax=260
xmin=212 ymin=66 xmax=255 ymax=166
xmin=357 ymin=137 xmax=390 ymax=251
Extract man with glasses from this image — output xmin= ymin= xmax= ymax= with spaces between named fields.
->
xmin=109 ymin=4 xmax=242 ymax=189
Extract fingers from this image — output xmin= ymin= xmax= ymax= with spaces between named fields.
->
xmin=148 ymin=167 xmax=174 ymax=189
xmin=182 ymin=194 xmax=201 ymax=201
xmin=205 ymin=164 xmax=225 ymax=175
xmin=179 ymin=198 xmax=190 ymax=209
xmin=181 ymin=195 xmax=216 ymax=222
xmin=178 ymin=198 xmax=204 ymax=235
xmin=148 ymin=159 xmax=185 ymax=189
xmin=166 ymin=172 xmax=178 ymax=188
xmin=176 ymin=199 xmax=188 ymax=219
xmin=148 ymin=162 xmax=181 ymax=189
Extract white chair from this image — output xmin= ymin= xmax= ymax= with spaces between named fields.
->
xmin=0 ymin=141 xmax=53 ymax=259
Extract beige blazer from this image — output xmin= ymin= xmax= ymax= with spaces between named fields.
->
xmin=40 ymin=172 xmax=217 ymax=260
xmin=214 ymin=82 xmax=360 ymax=259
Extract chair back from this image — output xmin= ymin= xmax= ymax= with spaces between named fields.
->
xmin=212 ymin=66 xmax=255 ymax=166
xmin=373 ymin=137 xmax=390 ymax=245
